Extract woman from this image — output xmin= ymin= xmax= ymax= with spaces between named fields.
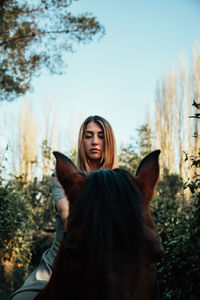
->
xmin=10 ymin=115 xmax=118 ymax=300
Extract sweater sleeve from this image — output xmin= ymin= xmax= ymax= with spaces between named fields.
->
xmin=51 ymin=172 xmax=65 ymax=206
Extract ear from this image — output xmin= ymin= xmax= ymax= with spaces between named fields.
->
xmin=135 ymin=150 xmax=160 ymax=204
xmin=53 ymin=151 xmax=85 ymax=196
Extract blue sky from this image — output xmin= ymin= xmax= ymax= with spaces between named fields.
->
xmin=1 ymin=0 xmax=200 ymax=152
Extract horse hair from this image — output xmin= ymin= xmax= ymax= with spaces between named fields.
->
xmin=63 ymin=169 xmax=148 ymax=287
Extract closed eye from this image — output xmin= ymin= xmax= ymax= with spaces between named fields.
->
xmin=85 ymin=135 xmax=92 ymax=139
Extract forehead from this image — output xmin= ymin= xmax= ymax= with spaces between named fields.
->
xmin=85 ymin=121 xmax=103 ymax=132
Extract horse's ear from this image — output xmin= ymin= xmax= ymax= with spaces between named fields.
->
xmin=135 ymin=150 xmax=160 ymax=204
xmin=53 ymin=151 xmax=85 ymax=196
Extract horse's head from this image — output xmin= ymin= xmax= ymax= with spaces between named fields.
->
xmin=52 ymin=150 xmax=162 ymax=300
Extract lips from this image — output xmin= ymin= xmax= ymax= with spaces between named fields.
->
xmin=90 ymin=149 xmax=100 ymax=153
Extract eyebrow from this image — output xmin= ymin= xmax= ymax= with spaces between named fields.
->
xmin=84 ymin=130 xmax=104 ymax=134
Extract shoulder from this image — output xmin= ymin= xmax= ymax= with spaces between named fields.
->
xmin=51 ymin=172 xmax=60 ymax=188
xmin=51 ymin=172 xmax=65 ymax=202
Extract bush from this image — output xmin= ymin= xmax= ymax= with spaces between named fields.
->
xmin=0 ymin=180 xmax=33 ymax=298
xmin=0 ymin=175 xmax=56 ymax=298
xmin=151 ymin=169 xmax=200 ymax=299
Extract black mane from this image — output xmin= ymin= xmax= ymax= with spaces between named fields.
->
xmin=65 ymin=169 xmax=146 ymax=280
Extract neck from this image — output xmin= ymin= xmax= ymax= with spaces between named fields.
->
xmin=88 ymin=160 xmax=100 ymax=171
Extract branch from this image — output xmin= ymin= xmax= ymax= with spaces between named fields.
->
xmin=192 ymin=99 xmax=200 ymax=110
xmin=189 ymin=114 xmax=200 ymax=119
xmin=0 ymin=30 xmax=75 ymax=47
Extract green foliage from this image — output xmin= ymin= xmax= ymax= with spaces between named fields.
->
xmin=0 ymin=180 xmax=33 ymax=263
xmin=151 ymin=100 xmax=200 ymax=299
xmin=155 ymin=192 xmax=200 ymax=300
xmin=0 ymin=0 xmax=104 ymax=101
xmin=151 ymin=167 xmax=200 ymax=299
xmin=118 ymin=123 xmax=152 ymax=175
xmin=0 ymin=173 xmax=56 ymax=298
xmin=151 ymin=169 xmax=184 ymax=242
xmin=156 ymin=168 xmax=183 ymax=201
xmin=0 ymin=179 xmax=34 ymax=299
xmin=136 ymin=123 xmax=152 ymax=157
xmin=26 ymin=176 xmax=55 ymax=232
xmin=118 ymin=142 xmax=140 ymax=175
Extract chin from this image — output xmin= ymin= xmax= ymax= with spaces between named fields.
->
xmin=89 ymin=155 xmax=101 ymax=160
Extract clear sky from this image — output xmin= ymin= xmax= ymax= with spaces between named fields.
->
xmin=1 ymin=0 xmax=200 ymax=151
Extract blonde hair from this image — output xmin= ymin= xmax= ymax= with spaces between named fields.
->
xmin=77 ymin=116 xmax=118 ymax=172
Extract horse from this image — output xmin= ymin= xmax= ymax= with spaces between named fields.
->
xmin=35 ymin=150 xmax=162 ymax=300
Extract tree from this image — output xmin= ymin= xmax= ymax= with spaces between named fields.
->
xmin=152 ymin=101 xmax=200 ymax=300
xmin=118 ymin=142 xmax=140 ymax=175
xmin=136 ymin=123 xmax=152 ymax=157
xmin=151 ymin=168 xmax=184 ymax=241
xmin=118 ymin=123 xmax=152 ymax=175
xmin=154 ymin=49 xmax=200 ymax=181
xmin=0 ymin=178 xmax=34 ymax=298
xmin=18 ymin=97 xmax=39 ymax=181
xmin=155 ymin=70 xmax=177 ymax=175
xmin=0 ymin=0 xmax=104 ymax=101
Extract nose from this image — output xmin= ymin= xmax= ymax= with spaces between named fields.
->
xmin=92 ymin=134 xmax=98 ymax=145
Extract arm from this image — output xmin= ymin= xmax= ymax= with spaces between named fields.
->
xmin=56 ymin=197 xmax=69 ymax=224
xmin=51 ymin=173 xmax=69 ymax=224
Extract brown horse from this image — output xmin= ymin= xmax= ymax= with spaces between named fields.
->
xmin=35 ymin=150 xmax=162 ymax=300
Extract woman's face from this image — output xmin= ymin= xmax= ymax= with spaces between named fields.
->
xmin=83 ymin=121 xmax=105 ymax=164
